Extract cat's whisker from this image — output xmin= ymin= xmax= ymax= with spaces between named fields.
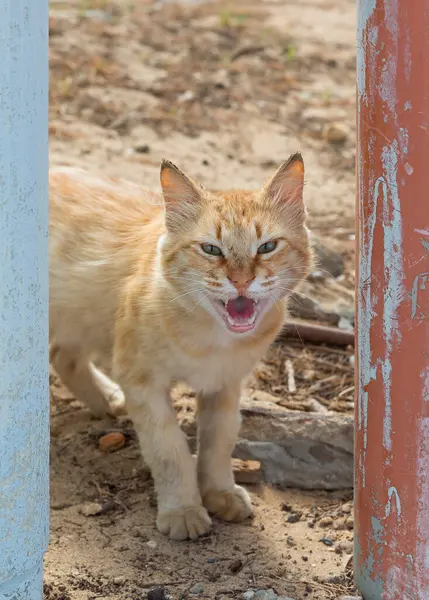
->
xmin=189 ymin=292 xmax=210 ymax=313
xmin=170 ymin=287 xmax=203 ymax=302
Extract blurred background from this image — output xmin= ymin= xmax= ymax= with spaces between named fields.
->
xmin=47 ymin=2 xmax=358 ymax=599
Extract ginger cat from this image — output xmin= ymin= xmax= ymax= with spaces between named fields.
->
xmin=49 ymin=154 xmax=311 ymax=540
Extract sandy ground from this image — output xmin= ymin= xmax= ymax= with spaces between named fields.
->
xmin=46 ymin=1 xmax=359 ymax=599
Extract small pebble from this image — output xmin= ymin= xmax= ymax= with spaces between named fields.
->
xmin=133 ymin=527 xmax=148 ymax=540
xmin=324 ymin=122 xmax=348 ymax=144
xmin=287 ymin=513 xmax=301 ymax=524
xmin=318 ymin=516 xmax=334 ymax=528
xmin=147 ymin=587 xmax=168 ymax=600
xmin=134 ymin=143 xmax=150 ymax=154
xmin=286 ymin=536 xmax=296 ymax=547
xmin=242 ymin=592 xmax=255 ymax=600
xmin=336 ymin=540 xmax=354 ymax=555
xmin=207 ymin=557 xmax=217 ymax=564
xmin=333 ymin=517 xmax=348 ymax=531
xmin=146 ymin=540 xmax=157 ymax=549
xmin=320 ymin=537 xmax=334 ymax=547
xmin=346 ymin=516 xmax=354 ymax=530
xmin=190 ymin=583 xmax=204 ymax=595
xmin=78 ymin=500 xmax=114 ymax=517
xmin=341 ymin=502 xmax=353 ymax=514
xmin=113 ymin=576 xmax=126 ymax=585
xmin=98 ymin=431 xmax=126 ymax=453
xmin=229 ymin=558 xmax=243 ymax=573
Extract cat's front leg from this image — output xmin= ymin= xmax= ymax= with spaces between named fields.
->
xmin=197 ymin=384 xmax=253 ymax=522
xmin=119 ymin=382 xmax=212 ymax=540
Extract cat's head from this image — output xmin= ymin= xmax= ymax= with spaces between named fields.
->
xmin=158 ymin=155 xmax=311 ymax=335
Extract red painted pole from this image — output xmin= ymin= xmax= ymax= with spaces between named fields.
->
xmin=355 ymin=1 xmax=429 ymax=598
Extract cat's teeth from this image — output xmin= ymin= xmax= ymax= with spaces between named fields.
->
xmin=226 ymin=313 xmax=256 ymax=326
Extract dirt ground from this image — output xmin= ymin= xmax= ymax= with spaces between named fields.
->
xmin=46 ymin=0 xmax=359 ymax=598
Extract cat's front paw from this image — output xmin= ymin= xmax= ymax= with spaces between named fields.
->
xmin=156 ymin=505 xmax=212 ymax=541
xmin=106 ymin=389 xmax=127 ymax=417
xmin=202 ymin=485 xmax=253 ymax=522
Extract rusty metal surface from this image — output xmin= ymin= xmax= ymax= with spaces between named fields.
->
xmin=356 ymin=1 xmax=429 ymax=598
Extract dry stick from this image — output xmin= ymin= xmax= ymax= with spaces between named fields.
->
xmin=280 ymin=319 xmax=355 ymax=347
xmin=288 ymin=342 xmax=353 ymax=357
xmin=310 ymin=355 xmax=352 ymax=374
xmin=285 ymin=359 xmax=296 ymax=393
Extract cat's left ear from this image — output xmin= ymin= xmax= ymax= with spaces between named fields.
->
xmin=160 ymin=160 xmax=203 ymax=233
xmin=264 ymin=153 xmax=306 ymax=222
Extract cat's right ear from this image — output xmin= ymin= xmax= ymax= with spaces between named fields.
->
xmin=264 ymin=153 xmax=306 ymax=225
xmin=160 ymin=160 xmax=203 ymax=233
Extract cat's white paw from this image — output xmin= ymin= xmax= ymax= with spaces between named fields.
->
xmin=203 ymin=485 xmax=253 ymax=522
xmin=156 ymin=505 xmax=212 ymax=541
xmin=106 ymin=389 xmax=127 ymax=417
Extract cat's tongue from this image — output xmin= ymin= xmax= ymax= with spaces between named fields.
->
xmin=226 ymin=296 xmax=255 ymax=320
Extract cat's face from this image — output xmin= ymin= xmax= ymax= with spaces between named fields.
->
xmin=159 ymin=155 xmax=311 ymax=335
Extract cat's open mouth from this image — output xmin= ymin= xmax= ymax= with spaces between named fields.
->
xmin=211 ymin=296 xmax=268 ymax=333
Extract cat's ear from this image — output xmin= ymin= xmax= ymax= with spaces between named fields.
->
xmin=160 ymin=160 xmax=203 ymax=232
xmin=264 ymin=153 xmax=306 ymax=221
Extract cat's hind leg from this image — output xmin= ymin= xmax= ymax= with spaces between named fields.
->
xmin=50 ymin=344 xmax=125 ymax=418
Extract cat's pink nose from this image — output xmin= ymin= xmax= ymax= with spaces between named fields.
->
xmin=228 ymin=272 xmax=255 ymax=293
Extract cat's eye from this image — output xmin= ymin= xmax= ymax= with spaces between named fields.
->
xmin=201 ymin=243 xmax=223 ymax=256
xmin=257 ymin=240 xmax=278 ymax=254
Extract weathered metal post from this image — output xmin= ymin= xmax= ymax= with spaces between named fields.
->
xmin=355 ymin=1 xmax=429 ymax=598
xmin=0 ymin=1 xmax=49 ymax=599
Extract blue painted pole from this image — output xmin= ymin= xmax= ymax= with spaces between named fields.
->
xmin=0 ymin=1 xmax=49 ymax=599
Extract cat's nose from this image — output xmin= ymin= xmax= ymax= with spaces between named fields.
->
xmin=228 ymin=273 xmax=255 ymax=293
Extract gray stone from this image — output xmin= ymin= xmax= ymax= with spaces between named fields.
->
xmin=235 ymin=400 xmax=353 ymax=490
xmin=190 ymin=583 xmax=204 ymax=595
xmin=242 ymin=592 xmax=255 ymax=600
xmin=254 ymin=590 xmax=277 ymax=600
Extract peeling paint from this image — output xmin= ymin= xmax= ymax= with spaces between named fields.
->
xmin=355 ymin=520 xmax=385 ymax=600
xmin=380 ymin=1 xmax=399 ymax=118
xmin=421 ymin=239 xmax=429 ymax=253
xmin=356 ymin=0 xmax=377 ymax=104
xmin=417 ymin=418 xmax=429 ymax=596
xmin=385 ymin=486 xmax=402 ymax=521
xmin=357 ymin=176 xmax=385 ymax=484
xmin=421 ymin=368 xmax=429 ymax=402
xmin=411 ymin=272 xmax=429 ymax=319
xmin=381 ymin=141 xmax=405 ymax=451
